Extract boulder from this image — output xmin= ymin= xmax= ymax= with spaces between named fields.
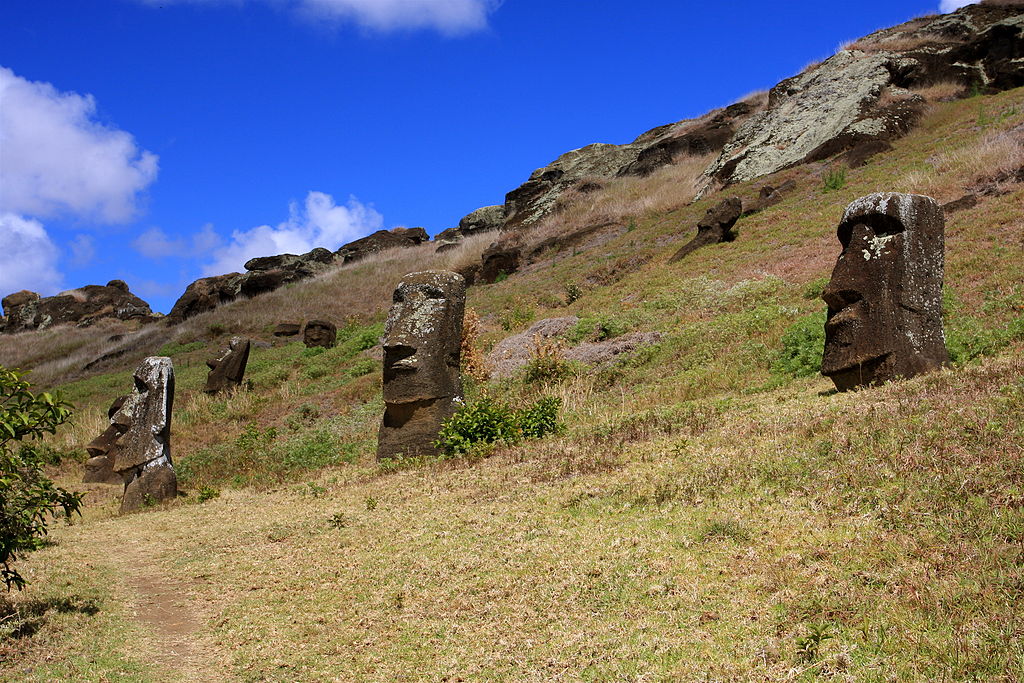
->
xmin=479 ymin=244 xmax=521 ymax=284
xmin=435 ymin=205 xmax=506 ymax=243
xmin=273 ymin=322 xmax=302 ymax=337
xmin=487 ymin=317 xmax=579 ymax=379
xmin=166 ymin=273 xmax=244 ymax=324
xmin=742 ymin=180 xmax=797 ymax=215
xmin=669 ymin=197 xmax=744 ymax=263
xmin=378 ymin=271 xmax=466 ymax=460
xmin=113 ymin=357 xmax=177 ymax=512
xmin=821 ymin=193 xmax=949 ymax=391
xmin=1 ymin=290 xmax=41 ymax=333
xmin=203 ymin=336 xmax=251 ymax=394
xmin=390 ymin=227 xmax=429 ymax=244
xmin=303 ymin=320 xmax=337 ymax=349
xmin=336 ymin=229 xmax=422 ymax=264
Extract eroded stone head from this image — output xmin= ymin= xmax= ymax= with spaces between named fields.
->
xmin=378 ymin=271 xmax=466 ymax=459
xmin=382 ymin=271 xmax=466 ymax=404
xmin=112 ymin=356 xmax=177 ymax=511
xmin=821 ymin=192 xmax=948 ymax=390
xmin=303 ymin=320 xmax=337 ymax=349
xmin=204 ymin=336 xmax=250 ymax=394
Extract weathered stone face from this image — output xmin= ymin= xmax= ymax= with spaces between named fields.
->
xmin=378 ymin=271 xmax=466 ymax=459
xmin=112 ymin=357 xmax=177 ymax=512
xmin=303 ymin=320 xmax=337 ymax=349
xmin=82 ymin=395 xmax=129 ymax=485
xmin=821 ymin=193 xmax=948 ymax=391
xmin=203 ymin=336 xmax=251 ymax=394
xmin=668 ymin=196 xmax=743 ymax=263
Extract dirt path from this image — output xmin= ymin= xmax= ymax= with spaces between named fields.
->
xmin=127 ymin=573 xmax=202 ymax=672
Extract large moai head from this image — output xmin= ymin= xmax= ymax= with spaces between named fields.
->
xmin=821 ymin=192 xmax=949 ymax=391
xmin=203 ymin=336 xmax=251 ymax=394
xmin=113 ymin=356 xmax=177 ymax=512
xmin=303 ymin=320 xmax=337 ymax=349
xmin=378 ymin=271 xmax=466 ymax=460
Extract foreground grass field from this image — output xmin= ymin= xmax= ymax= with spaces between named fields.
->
xmin=1 ymin=89 xmax=1022 ymax=681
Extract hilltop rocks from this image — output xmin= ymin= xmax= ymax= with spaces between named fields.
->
xmin=303 ymin=320 xmax=337 ymax=349
xmin=821 ymin=193 xmax=949 ymax=391
xmin=378 ymin=271 xmax=466 ymax=460
xmin=1 ymin=281 xmax=157 ymax=334
xmin=203 ymin=336 xmax=251 ymax=394
xmin=669 ymin=197 xmax=743 ymax=263
xmin=336 ymin=228 xmax=425 ymax=264
xmin=618 ymin=102 xmax=755 ymax=178
xmin=435 ymin=205 xmax=506 ymax=245
xmin=113 ymin=357 xmax=177 ymax=512
xmin=83 ymin=395 xmax=130 ymax=485
xmin=702 ymin=5 xmax=1024 ymax=191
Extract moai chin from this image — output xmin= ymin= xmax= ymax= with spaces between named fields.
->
xmin=821 ymin=192 xmax=949 ymax=391
xmin=203 ymin=336 xmax=251 ymax=394
xmin=377 ymin=271 xmax=466 ymax=460
xmin=114 ymin=356 xmax=177 ymax=512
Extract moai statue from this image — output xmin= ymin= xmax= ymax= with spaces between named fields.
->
xmin=114 ymin=357 xmax=177 ymax=512
xmin=303 ymin=319 xmax=337 ymax=349
xmin=203 ymin=336 xmax=251 ymax=394
xmin=82 ymin=395 xmax=129 ymax=484
xmin=378 ymin=271 xmax=466 ymax=460
xmin=821 ymin=192 xmax=949 ymax=391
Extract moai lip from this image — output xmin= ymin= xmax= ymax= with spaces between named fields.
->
xmin=821 ymin=192 xmax=949 ymax=391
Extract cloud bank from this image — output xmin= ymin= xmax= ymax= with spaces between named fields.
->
xmin=0 ymin=214 xmax=63 ymax=296
xmin=201 ymin=191 xmax=383 ymax=276
xmin=135 ymin=0 xmax=501 ymax=34
xmin=940 ymin=0 xmax=974 ymax=12
xmin=0 ymin=66 xmax=158 ymax=223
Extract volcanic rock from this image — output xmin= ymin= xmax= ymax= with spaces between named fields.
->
xmin=669 ymin=197 xmax=744 ymax=263
xmin=303 ymin=320 xmax=337 ymax=349
xmin=203 ymin=336 xmax=251 ymax=394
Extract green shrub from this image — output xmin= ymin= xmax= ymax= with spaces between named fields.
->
xmin=564 ymin=282 xmax=583 ymax=305
xmin=772 ymin=312 xmax=826 ymax=378
xmin=196 ymin=486 xmax=220 ymax=503
xmin=0 ymin=366 xmax=81 ymax=590
xmin=567 ymin=314 xmax=629 ymax=343
xmin=348 ymin=359 xmax=378 ymax=378
xmin=435 ymin=396 xmax=564 ymax=457
xmin=821 ymin=167 xmax=847 ymax=193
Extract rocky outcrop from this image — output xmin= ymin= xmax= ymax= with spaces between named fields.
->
xmin=167 ymin=247 xmax=338 ymax=323
xmin=1 ymin=281 xmax=157 ymax=334
xmin=669 ymin=197 xmax=743 ymax=263
xmin=435 ymin=205 xmax=505 ymax=245
xmin=702 ymin=5 xmax=1024 ymax=191
xmin=479 ymin=243 xmax=521 ymax=284
xmin=336 ymin=228 xmax=425 ymax=264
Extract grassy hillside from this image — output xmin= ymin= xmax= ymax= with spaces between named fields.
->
xmin=1 ymin=87 xmax=1023 ymax=681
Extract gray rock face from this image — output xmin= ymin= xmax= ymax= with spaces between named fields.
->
xmin=378 ymin=271 xmax=466 ymax=460
xmin=113 ymin=357 xmax=177 ymax=512
xmin=701 ymin=5 xmax=1024 ymax=191
xmin=821 ymin=193 xmax=949 ymax=391
xmin=702 ymin=51 xmax=923 ymax=189
xmin=487 ymin=317 xmax=580 ymax=379
xmin=203 ymin=336 xmax=251 ymax=394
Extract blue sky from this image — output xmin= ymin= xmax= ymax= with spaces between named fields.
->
xmin=0 ymin=0 xmax=972 ymax=313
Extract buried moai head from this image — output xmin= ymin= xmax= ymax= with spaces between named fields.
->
xmin=204 ymin=336 xmax=250 ymax=394
xmin=303 ymin=320 xmax=337 ymax=349
xmin=821 ymin=192 xmax=949 ymax=391
xmin=113 ymin=357 xmax=177 ymax=512
xmin=378 ymin=271 xmax=466 ymax=460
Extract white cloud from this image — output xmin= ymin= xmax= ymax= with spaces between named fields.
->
xmin=68 ymin=234 xmax=96 ymax=267
xmin=132 ymin=223 xmax=223 ymax=260
xmin=202 ymin=191 xmax=383 ymax=276
xmin=0 ymin=213 xmax=63 ymax=296
xmin=940 ymin=0 xmax=974 ymax=12
xmin=0 ymin=66 xmax=158 ymax=223
xmin=133 ymin=0 xmax=500 ymax=34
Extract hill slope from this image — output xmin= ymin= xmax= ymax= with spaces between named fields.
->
xmin=2 ymin=18 xmax=1024 ymax=683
